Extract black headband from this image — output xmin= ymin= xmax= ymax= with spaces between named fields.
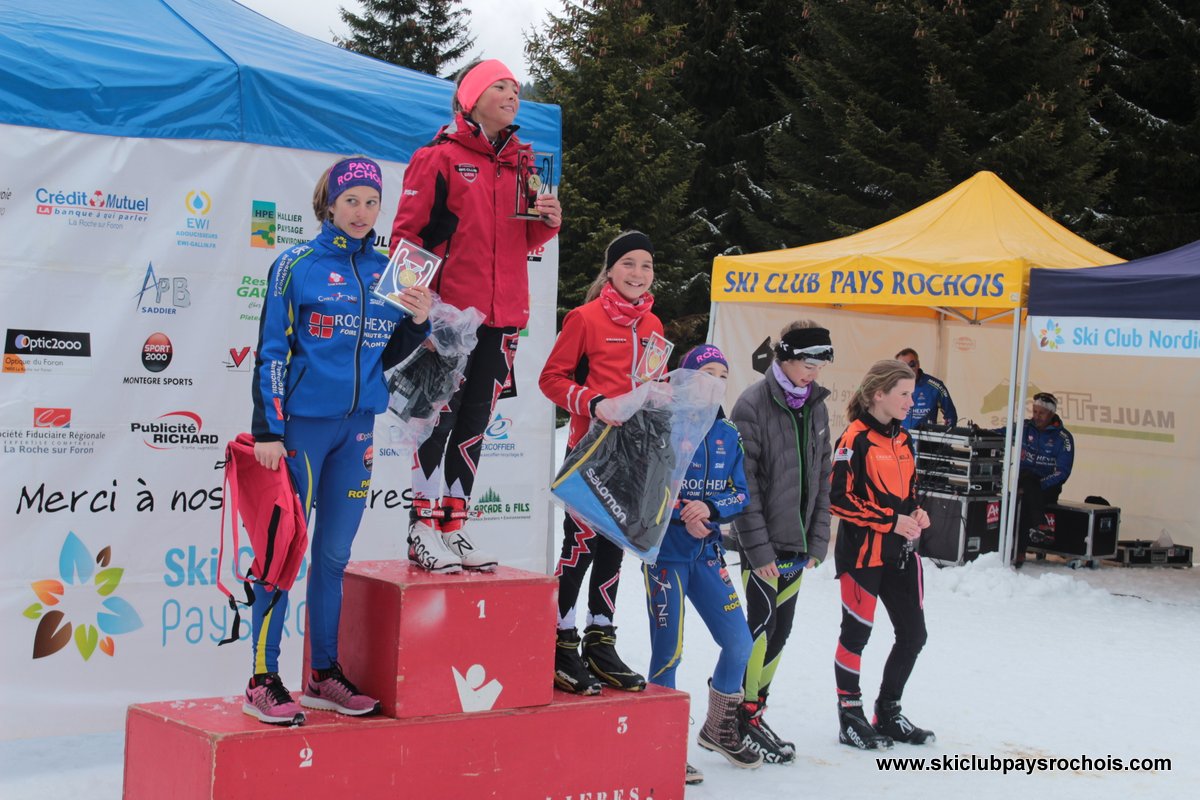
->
xmin=775 ymin=327 xmax=833 ymax=362
xmin=605 ymin=231 xmax=654 ymax=270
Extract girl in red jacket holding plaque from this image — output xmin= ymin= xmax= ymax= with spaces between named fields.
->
xmin=390 ymin=60 xmax=562 ymax=574
xmin=539 ymin=231 xmax=663 ymax=695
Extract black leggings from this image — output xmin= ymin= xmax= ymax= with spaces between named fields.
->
xmin=413 ymin=325 xmax=518 ymax=502
xmin=834 ymin=562 xmax=927 ymax=704
xmin=555 ymin=507 xmax=625 ymax=627
xmin=1015 ymin=472 xmax=1061 ymax=561
xmin=740 ymin=565 xmax=803 ymax=699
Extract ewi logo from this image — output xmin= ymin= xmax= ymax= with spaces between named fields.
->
xmin=33 ymin=407 xmax=72 ymax=428
xmin=141 ymin=333 xmax=173 ymax=373
xmin=130 ymin=410 xmax=219 ymax=450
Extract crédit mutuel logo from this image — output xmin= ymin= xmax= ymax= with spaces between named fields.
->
xmin=34 ymin=185 xmax=150 ymax=230
xmin=23 ymin=532 xmax=143 ymax=661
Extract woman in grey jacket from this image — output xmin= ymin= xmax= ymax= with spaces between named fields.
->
xmin=729 ymin=321 xmax=834 ymax=764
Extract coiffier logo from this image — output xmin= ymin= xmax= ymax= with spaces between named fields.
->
xmin=130 ymin=411 xmax=219 ymax=450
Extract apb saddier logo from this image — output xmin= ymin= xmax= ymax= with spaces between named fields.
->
xmin=23 ymin=532 xmax=143 ymax=661
xmin=135 ymin=262 xmax=191 ymax=315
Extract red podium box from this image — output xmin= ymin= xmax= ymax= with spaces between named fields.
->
xmin=303 ymin=561 xmax=557 ymax=718
xmin=124 ymin=686 xmax=689 ymax=800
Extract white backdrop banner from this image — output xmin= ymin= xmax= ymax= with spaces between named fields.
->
xmin=713 ymin=302 xmax=1199 ymax=563
xmin=0 ymin=124 xmax=558 ymax=738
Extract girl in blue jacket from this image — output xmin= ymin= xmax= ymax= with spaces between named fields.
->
xmin=643 ymin=345 xmax=761 ymax=783
xmin=246 ymin=156 xmax=431 ymax=726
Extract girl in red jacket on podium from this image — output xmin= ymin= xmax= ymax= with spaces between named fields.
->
xmin=539 ymin=231 xmax=662 ymax=696
xmin=829 ymin=359 xmax=934 ymax=749
xmin=390 ymin=59 xmax=562 ymax=574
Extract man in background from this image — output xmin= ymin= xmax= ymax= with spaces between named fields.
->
xmin=895 ymin=349 xmax=957 ymax=430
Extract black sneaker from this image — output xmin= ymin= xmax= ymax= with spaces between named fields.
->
xmin=685 ymin=763 xmax=704 ymax=785
xmin=874 ymin=700 xmax=936 ymax=744
xmin=582 ymin=625 xmax=646 ymax=692
xmin=839 ymin=698 xmax=893 ymax=750
xmin=554 ymin=629 xmax=602 ymax=695
xmin=738 ymin=701 xmax=795 ymax=764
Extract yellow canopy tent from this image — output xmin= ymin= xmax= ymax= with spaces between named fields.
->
xmin=708 ymin=171 xmax=1122 ymax=563
xmin=711 ymin=170 xmax=1118 ymax=322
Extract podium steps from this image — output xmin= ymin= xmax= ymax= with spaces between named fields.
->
xmin=124 ymin=562 xmax=689 ymax=799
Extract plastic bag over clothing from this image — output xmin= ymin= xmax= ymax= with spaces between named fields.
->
xmin=384 ymin=298 xmax=485 ymax=451
xmin=551 ymin=369 xmax=724 ymax=562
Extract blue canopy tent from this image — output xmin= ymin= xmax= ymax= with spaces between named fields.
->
xmin=0 ymin=0 xmax=561 ymax=163
xmin=1029 ymin=239 xmax=1200 ymax=322
xmin=1003 ymin=241 xmax=1200 ymax=563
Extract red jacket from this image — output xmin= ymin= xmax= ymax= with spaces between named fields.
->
xmin=829 ymin=414 xmax=917 ymax=573
xmin=390 ymin=114 xmax=559 ymax=328
xmin=538 ymin=297 xmax=664 ymax=449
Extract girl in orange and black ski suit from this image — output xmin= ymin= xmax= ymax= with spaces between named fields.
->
xmin=829 ymin=359 xmax=934 ymax=749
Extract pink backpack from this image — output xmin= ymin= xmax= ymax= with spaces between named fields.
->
xmin=216 ymin=433 xmax=308 ymax=645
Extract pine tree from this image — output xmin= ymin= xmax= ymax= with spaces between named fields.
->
xmin=650 ymin=0 xmax=812 ymax=260
xmin=337 ymin=0 xmax=475 ymax=77
xmin=753 ymin=0 xmax=1111 ymax=248
xmin=526 ymin=0 xmax=704 ymax=325
xmin=1085 ymin=0 xmax=1200 ymax=257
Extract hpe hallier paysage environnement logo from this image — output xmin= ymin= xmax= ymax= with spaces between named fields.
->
xmin=23 ymin=532 xmax=143 ymax=661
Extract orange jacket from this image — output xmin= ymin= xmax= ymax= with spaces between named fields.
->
xmin=829 ymin=414 xmax=917 ymax=573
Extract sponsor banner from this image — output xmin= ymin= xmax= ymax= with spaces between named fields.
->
xmin=1031 ymin=315 xmax=1200 ymax=359
xmin=0 ymin=124 xmax=559 ymax=738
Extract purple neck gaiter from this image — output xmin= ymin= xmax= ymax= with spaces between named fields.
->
xmin=772 ymin=362 xmax=811 ymax=410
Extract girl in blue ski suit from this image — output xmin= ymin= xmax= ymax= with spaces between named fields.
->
xmin=245 ymin=156 xmax=431 ymax=726
xmin=643 ymin=345 xmax=761 ymax=777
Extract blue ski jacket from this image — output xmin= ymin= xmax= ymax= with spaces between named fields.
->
xmin=902 ymin=370 xmax=958 ymax=429
xmin=1018 ymin=416 xmax=1074 ymax=490
xmin=656 ymin=412 xmax=749 ymax=562
xmin=252 ymin=222 xmax=429 ymax=440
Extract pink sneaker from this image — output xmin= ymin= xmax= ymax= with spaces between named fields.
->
xmin=243 ymin=673 xmax=305 ymax=726
xmin=300 ymin=663 xmax=381 ymax=716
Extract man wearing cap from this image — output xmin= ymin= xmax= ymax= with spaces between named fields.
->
xmin=727 ymin=320 xmax=835 ymax=763
xmin=1012 ymin=392 xmax=1075 ymax=566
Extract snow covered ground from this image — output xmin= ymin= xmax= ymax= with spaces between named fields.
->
xmin=2 ymin=551 xmax=1195 ymax=799
xmin=4 ymin=426 xmax=1196 ymax=798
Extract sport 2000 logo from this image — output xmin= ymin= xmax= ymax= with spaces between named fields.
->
xmin=22 ymin=531 xmax=144 ymax=661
